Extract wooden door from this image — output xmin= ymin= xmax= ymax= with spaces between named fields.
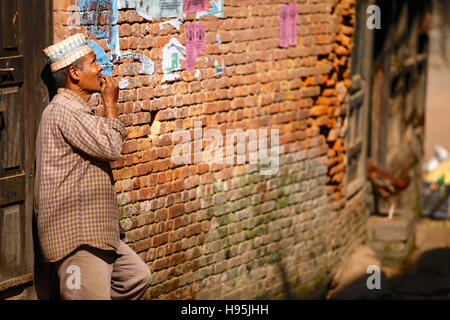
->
xmin=0 ymin=0 xmax=29 ymax=286
xmin=369 ymin=0 xmax=431 ymax=214
xmin=345 ymin=0 xmax=375 ymax=198
xmin=0 ymin=0 xmax=53 ymax=299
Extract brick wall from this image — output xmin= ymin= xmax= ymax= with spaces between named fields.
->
xmin=52 ymin=0 xmax=371 ymax=299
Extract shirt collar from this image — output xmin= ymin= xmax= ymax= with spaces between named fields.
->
xmin=57 ymin=88 xmax=93 ymax=113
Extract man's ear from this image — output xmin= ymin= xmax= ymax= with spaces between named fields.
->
xmin=68 ymin=65 xmax=81 ymax=82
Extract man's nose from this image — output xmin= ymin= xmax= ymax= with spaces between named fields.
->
xmin=98 ymin=63 xmax=103 ymax=72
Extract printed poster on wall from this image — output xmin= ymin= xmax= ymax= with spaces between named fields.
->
xmin=87 ymin=40 xmax=115 ymax=76
xmin=185 ymin=22 xmax=205 ymax=70
xmin=118 ymin=0 xmax=153 ymax=20
xmin=184 ymin=0 xmax=208 ymax=14
xmin=117 ymin=0 xmax=136 ymax=9
xmin=196 ymin=0 xmax=224 ymax=19
xmin=279 ymin=4 xmax=289 ymax=48
xmin=279 ymin=3 xmax=297 ymax=48
xmin=118 ymin=0 xmax=183 ymax=19
xmin=288 ymin=3 xmax=297 ymax=47
xmin=153 ymin=0 xmax=183 ymax=18
xmin=185 ymin=23 xmax=197 ymax=70
xmin=121 ymin=52 xmax=155 ymax=75
xmin=79 ymin=0 xmax=120 ymax=60
xmin=195 ymin=23 xmax=206 ymax=52
xmin=162 ymin=38 xmax=186 ymax=82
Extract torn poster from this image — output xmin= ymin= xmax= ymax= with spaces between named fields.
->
xmin=66 ymin=5 xmax=82 ymax=29
xmin=79 ymin=0 xmax=120 ymax=60
xmin=122 ymin=52 xmax=155 ymax=75
xmin=117 ymin=0 xmax=136 ymax=9
xmin=184 ymin=0 xmax=208 ymax=14
xmin=136 ymin=6 xmax=153 ymax=21
xmin=217 ymin=33 xmax=222 ymax=50
xmin=153 ymin=0 xmax=183 ymax=18
xmin=160 ymin=17 xmax=184 ymax=30
xmin=288 ymin=3 xmax=297 ymax=47
xmin=118 ymin=0 xmax=182 ymax=20
xmin=87 ymin=40 xmax=114 ymax=76
xmin=118 ymin=0 xmax=153 ymax=20
xmin=214 ymin=58 xmax=224 ymax=76
xmin=162 ymin=38 xmax=186 ymax=82
xmin=119 ymin=78 xmax=130 ymax=89
xmin=196 ymin=0 xmax=223 ymax=19
xmin=279 ymin=4 xmax=289 ymax=48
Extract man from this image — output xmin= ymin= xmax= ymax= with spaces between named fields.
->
xmin=35 ymin=34 xmax=152 ymax=300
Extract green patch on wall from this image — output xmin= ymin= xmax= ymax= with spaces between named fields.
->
xmin=290 ymin=172 xmax=298 ymax=183
xmin=245 ymin=229 xmax=257 ymax=240
xmin=218 ymin=214 xmax=231 ymax=226
xmin=118 ymin=206 xmax=125 ymax=220
xmin=276 ymin=196 xmax=289 ymax=209
xmin=264 ymin=213 xmax=276 ymax=224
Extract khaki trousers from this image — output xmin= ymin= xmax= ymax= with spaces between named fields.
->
xmin=54 ymin=241 xmax=152 ymax=300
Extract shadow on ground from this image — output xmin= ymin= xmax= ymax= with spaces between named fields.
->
xmin=324 ymin=247 xmax=450 ymax=300
xmin=382 ymin=248 xmax=450 ymax=299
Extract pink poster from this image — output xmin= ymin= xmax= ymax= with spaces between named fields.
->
xmin=185 ymin=23 xmax=197 ymax=70
xmin=184 ymin=0 xmax=208 ymax=14
xmin=185 ymin=22 xmax=205 ymax=70
xmin=288 ymin=3 xmax=297 ymax=46
xmin=279 ymin=4 xmax=289 ymax=48
xmin=195 ymin=23 xmax=206 ymax=52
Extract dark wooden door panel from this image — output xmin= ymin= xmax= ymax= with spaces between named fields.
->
xmin=0 ymin=204 xmax=24 ymax=282
xmin=0 ymin=56 xmax=24 ymax=85
xmin=0 ymin=1 xmax=20 ymax=53
xmin=0 ymin=174 xmax=25 ymax=206
xmin=0 ymin=0 xmax=53 ymax=298
xmin=345 ymin=0 xmax=374 ymax=198
xmin=0 ymin=86 xmax=23 ymax=170
xmin=0 ymin=0 xmax=27 ymax=289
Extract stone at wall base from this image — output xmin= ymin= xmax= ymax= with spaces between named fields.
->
xmin=367 ymin=209 xmax=416 ymax=268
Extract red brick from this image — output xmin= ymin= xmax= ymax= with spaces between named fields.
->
xmin=168 ymin=204 xmax=185 ymax=219
xmin=153 ymin=233 xmax=168 ymax=247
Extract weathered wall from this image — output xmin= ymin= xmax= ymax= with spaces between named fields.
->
xmin=51 ymin=0 xmax=371 ymax=299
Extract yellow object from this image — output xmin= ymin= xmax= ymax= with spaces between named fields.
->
xmin=445 ymin=170 xmax=450 ymax=185
xmin=424 ymin=160 xmax=450 ymax=184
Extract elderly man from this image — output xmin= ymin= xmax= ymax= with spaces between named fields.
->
xmin=35 ymin=34 xmax=152 ymax=300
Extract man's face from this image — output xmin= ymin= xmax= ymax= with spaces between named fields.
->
xmin=76 ymin=52 xmax=104 ymax=93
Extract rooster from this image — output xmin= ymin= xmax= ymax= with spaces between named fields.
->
xmin=367 ymin=158 xmax=411 ymax=220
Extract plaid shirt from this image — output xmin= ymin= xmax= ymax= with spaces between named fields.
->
xmin=34 ymin=88 xmax=127 ymax=262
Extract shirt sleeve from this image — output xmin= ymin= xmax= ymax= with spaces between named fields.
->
xmin=55 ymin=104 xmax=128 ymax=161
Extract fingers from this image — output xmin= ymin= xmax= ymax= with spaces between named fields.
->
xmin=100 ymin=75 xmax=107 ymax=90
xmin=102 ymin=76 xmax=118 ymax=89
xmin=100 ymin=76 xmax=110 ymax=92
xmin=100 ymin=75 xmax=119 ymax=107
